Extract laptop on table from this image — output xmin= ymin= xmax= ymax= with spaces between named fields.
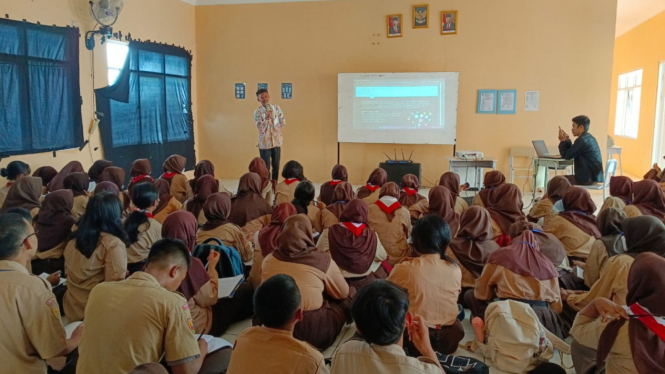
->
xmin=532 ymin=140 xmax=561 ymax=159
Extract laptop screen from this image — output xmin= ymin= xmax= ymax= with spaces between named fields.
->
xmin=532 ymin=140 xmax=549 ymax=156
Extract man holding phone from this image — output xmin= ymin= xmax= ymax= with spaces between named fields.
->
xmin=558 ymin=115 xmax=604 ymax=185
xmin=254 ymin=89 xmax=286 ymax=181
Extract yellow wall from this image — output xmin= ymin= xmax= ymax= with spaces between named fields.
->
xmin=608 ymin=10 xmax=665 ymax=176
xmin=195 ymin=0 xmax=616 ymax=185
xmin=0 ymin=0 xmax=197 ymax=180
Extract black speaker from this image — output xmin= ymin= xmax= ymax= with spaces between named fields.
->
xmin=379 ymin=162 xmax=422 ymax=186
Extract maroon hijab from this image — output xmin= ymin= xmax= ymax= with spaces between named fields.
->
xmin=32 ymin=167 xmax=58 ymax=187
xmin=478 ymin=171 xmax=506 ymax=206
xmin=0 ymin=176 xmax=42 ymax=212
xmin=97 ymin=167 xmax=126 ymax=190
xmin=324 ymin=182 xmax=354 ymax=221
xmin=88 ymin=160 xmax=113 ymax=182
xmin=483 ymin=183 xmax=525 ymax=234
xmin=329 ymin=199 xmax=378 ymax=275
xmin=632 ymin=179 xmax=665 ymax=218
xmin=190 ymin=160 xmax=215 ymax=190
xmin=163 ymin=155 xmax=186 ymax=174
xmin=249 ymin=157 xmax=272 ymax=191
xmin=558 ymin=187 xmax=601 ymax=239
xmin=319 ymin=165 xmax=348 ymax=206
xmin=185 ymin=175 xmax=219 ymax=221
xmin=200 ymin=193 xmax=232 ymax=232
xmin=487 ymin=231 xmax=558 ymax=280
xmin=427 ymin=186 xmax=460 ymax=235
xmin=509 ymin=220 xmax=566 ymax=267
xmin=64 ymin=173 xmax=90 ymax=198
xmin=49 ymin=161 xmax=84 ymax=192
xmin=398 ymin=174 xmax=426 ymax=207
xmin=229 ymin=173 xmax=273 ymax=227
xmin=545 ymin=176 xmax=571 ymax=204
xmin=449 ymin=206 xmax=500 ymax=277
xmin=357 ymin=168 xmax=387 ymax=199
xmin=35 ymin=190 xmax=75 ymax=252
xmin=439 ymin=172 xmax=461 ymax=198
xmin=127 ymin=159 xmax=153 ymax=196
xmin=258 ymin=202 xmax=298 ymax=257
xmin=93 ymin=181 xmax=120 ymax=196
xmin=273 ymin=215 xmax=331 ymax=273
xmin=609 ymin=176 xmax=633 ymax=205
xmin=152 ymin=179 xmax=172 ymax=216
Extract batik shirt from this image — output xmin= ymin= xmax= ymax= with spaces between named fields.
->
xmin=254 ymin=104 xmax=286 ymax=149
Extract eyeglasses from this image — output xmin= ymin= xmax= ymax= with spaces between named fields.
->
xmin=24 ymin=231 xmax=38 ymax=242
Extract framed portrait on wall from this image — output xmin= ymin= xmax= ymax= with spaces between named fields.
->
xmin=441 ymin=11 xmax=458 ymax=35
xmin=413 ymin=5 xmax=428 ymax=28
xmin=387 ymin=14 xmax=403 ymax=38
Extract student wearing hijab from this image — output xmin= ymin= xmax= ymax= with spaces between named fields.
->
xmin=623 ymin=179 xmax=665 ymax=219
xmin=152 ymin=179 xmax=183 ymax=224
xmin=87 ymin=159 xmax=113 ymax=186
xmin=64 ymin=172 xmax=90 ymax=220
xmin=292 ymin=181 xmax=324 ymax=234
xmin=93 ymin=181 xmax=120 ymax=196
xmin=398 ymin=174 xmax=426 ymax=208
xmin=319 ymin=165 xmax=348 ymax=206
xmin=509 ymin=220 xmax=567 ymax=270
xmin=32 ymin=166 xmax=57 ymax=196
xmin=545 ymin=187 xmax=600 ymax=261
xmin=321 ymin=182 xmax=354 ymax=229
xmin=468 ymin=230 xmax=566 ymax=338
xmin=124 ymin=183 xmax=162 ymax=274
xmin=186 ymin=160 xmax=232 ymax=200
xmin=98 ymin=166 xmax=131 ymax=211
xmin=275 ymin=160 xmax=306 ymax=205
xmin=582 ymin=208 xmax=627 ymax=288
xmin=440 ymin=172 xmax=469 ymax=215
xmin=472 ymin=170 xmax=506 ymax=207
xmin=599 ymin=176 xmax=632 ymax=213
xmin=229 ymin=173 xmax=273 ymax=239
xmin=426 ymin=185 xmax=460 ymax=235
xmin=570 ymin=252 xmax=665 ymax=374
xmin=388 ymin=215 xmax=464 ymax=355
xmin=0 ymin=161 xmax=31 ymax=207
xmin=317 ymin=199 xmax=388 ymax=288
xmin=249 ymin=202 xmax=298 ymax=288
xmin=447 ymin=206 xmax=500 ymax=306
xmin=356 ymin=168 xmax=388 ymax=205
xmin=31 ymin=190 xmax=76 ymax=275
xmin=528 ymin=176 xmax=571 ymax=224
xmin=479 ymin=182 xmax=524 ymax=245
xmin=183 ymin=174 xmax=219 ymax=225
xmin=160 ymin=155 xmax=188 ymax=204
xmin=63 ymin=192 xmax=129 ymax=321
xmin=197 ymin=193 xmax=252 ymax=263
xmin=126 ymin=159 xmax=153 ymax=197
xmin=0 ymin=176 xmax=42 ymax=217
xmin=368 ymin=182 xmax=412 ymax=265
xmin=249 ymin=157 xmax=275 ymax=204
xmin=260 ymin=215 xmax=351 ymax=350
xmin=49 ymin=161 xmax=85 ymax=192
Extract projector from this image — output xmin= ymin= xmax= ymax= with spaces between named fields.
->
xmin=455 ymin=150 xmax=484 ymax=159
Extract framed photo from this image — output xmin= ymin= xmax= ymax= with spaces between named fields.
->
xmin=387 ymin=14 xmax=403 ymax=38
xmin=413 ymin=5 xmax=428 ymax=29
xmin=441 ymin=11 xmax=458 ymax=35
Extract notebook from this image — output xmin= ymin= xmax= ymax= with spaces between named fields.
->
xmin=39 ymin=273 xmax=67 ymax=287
xmin=200 ymin=335 xmax=233 ymax=353
xmin=65 ymin=321 xmax=83 ymax=339
xmin=217 ymin=275 xmax=244 ymax=299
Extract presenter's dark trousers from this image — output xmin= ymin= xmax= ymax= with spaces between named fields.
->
xmin=260 ymin=147 xmax=281 ymax=180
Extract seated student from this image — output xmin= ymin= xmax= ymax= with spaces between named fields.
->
xmin=467 ymin=230 xmax=566 ymax=339
xmin=229 ymin=173 xmax=273 ymax=239
xmin=249 ymin=157 xmax=275 ymax=204
xmin=387 ymin=215 xmax=463 ymax=355
xmin=600 ymin=176 xmax=633 ymax=211
xmin=481 ymin=183 xmax=525 ymax=244
xmin=48 ymin=161 xmax=85 ymax=192
xmin=126 ymin=159 xmax=154 ymax=197
xmin=319 ymin=164 xmax=348 ymax=206
xmin=160 ymin=154 xmax=189 ymax=204
xmin=448 ymin=206 xmax=500 ymax=306
xmin=623 ymin=179 xmax=665 ymax=219
xmin=317 ymin=199 xmax=388 ymax=288
xmin=275 ymin=160 xmax=306 ymax=205
xmin=152 ymin=179 xmax=183 ymax=224
xmin=129 ymin=363 xmax=169 ymax=374
xmin=77 ymin=238 xmax=228 ymax=374
xmin=544 ymin=187 xmax=601 ymax=261
xmin=227 ymin=274 xmax=329 ymax=374
xmin=356 ymin=168 xmax=388 ymax=205
xmin=292 ymin=181 xmax=324 ymax=234
xmin=580 ymin=207 xmax=626 ymax=289
xmin=321 ymin=182 xmax=354 ymax=229
xmin=163 ymin=211 xmax=253 ymax=336
xmin=471 ymin=170 xmax=506 ymax=207
xmin=562 ymin=215 xmax=665 ymax=312
xmin=439 ymin=172 xmax=469 ymax=215
xmin=260 ymin=215 xmax=351 ymax=350
xmin=98 ymin=166 xmax=131 ymax=211
xmin=426 ymin=185 xmax=460 ymax=235
xmin=183 ymin=175 xmax=219 ymax=226
xmin=64 ymin=172 xmax=90 ymax=220
xmin=332 ymin=280 xmax=444 ymax=374
xmin=250 ymin=202 xmax=298 ymax=289
xmin=557 ymin=115 xmax=604 ymax=185
xmin=31 ymin=190 xmax=75 ymax=275
xmin=0 ymin=176 xmax=43 ymax=217
xmin=368 ymin=183 xmax=412 ymax=265
xmin=63 ymin=192 xmax=128 ymax=321
xmin=0 ymin=160 xmax=31 ymax=207
xmin=0 ymin=213 xmax=83 ymax=374
xmin=398 ymin=173 xmax=426 ymax=208
xmin=87 ymin=159 xmax=113 ymax=192
xmin=570 ymin=252 xmax=665 ymax=374
xmin=186 ymin=160 xmax=233 ymax=200
xmin=33 ymin=166 xmax=58 ymax=196
xmin=93 ymin=181 xmax=120 ymax=196
xmin=528 ymin=176 xmax=571 ymax=224
xmin=124 ymin=183 xmax=163 ymax=274
xmin=197 ymin=193 xmax=252 ymax=263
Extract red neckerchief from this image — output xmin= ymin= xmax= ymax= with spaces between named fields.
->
xmin=132 ymin=174 xmax=153 ymax=183
xmin=365 ymin=184 xmax=380 ymax=192
xmin=6 ymin=182 xmax=12 ymax=188
xmin=375 ymin=200 xmax=401 ymax=215
xmin=341 ymin=222 xmax=365 ymax=237
xmin=135 ymin=208 xmax=154 ymax=219
xmin=629 ymin=303 xmax=665 ymax=342
xmin=162 ymin=172 xmax=176 ymax=179
xmin=284 ymin=178 xmax=299 ymax=185
xmin=403 ymin=187 xmax=418 ymax=196
xmin=330 ymin=180 xmax=342 ymax=186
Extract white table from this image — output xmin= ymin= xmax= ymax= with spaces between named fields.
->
xmin=607 ymin=147 xmax=623 ymax=176
xmin=531 ymin=157 xmax=574 ymax=201
xmin=447 ymin=157 xmax=497 ymax=190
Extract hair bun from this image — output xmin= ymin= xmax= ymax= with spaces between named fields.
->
xmin=0 ymin=168 xmax=8 ymax=178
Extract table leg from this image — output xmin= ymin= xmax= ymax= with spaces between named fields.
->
xmin=619 ymin=154 xmax=623 ymax=176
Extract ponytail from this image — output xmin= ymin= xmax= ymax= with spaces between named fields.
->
xmin=124 ymin=183 xmax=158 ymax=245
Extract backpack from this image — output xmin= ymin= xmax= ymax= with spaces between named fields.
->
xmin=466 ymin=300 xmax=570 ymax=373
xmin=192 ymin=238 xmax=244 ymax=278
xmin=436 ymin=352 xmax=489 ymax=374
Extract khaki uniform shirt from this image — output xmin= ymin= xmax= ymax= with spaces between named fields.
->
xmin=185 ymin=179 xmax=233 ymax=200
xmin=242 ymin=214 xmax=271 ymax=250
xmin=454 ymin=196 xmax=469 ymax=216
xmin=368 ymin=204 xmax=412 ymax=265
xmin=34 ymin=241 xmax=67 ymax=261
xmin=261 ymin=183 xmax=274 ymax=206
xmin=567 ymin=254 xmax=633 ymax=311
xmin=126 ymin=218 xmax=162 ymax=264
xmin=182 ymin=200 xmax=208 ymax=226
xmin=445 ymin=249 xmax=477 ymax=288
xmin=331 ymin=340 xmax=442 ymax=374
xmin=153 ymin=197 xmax=183 ymax=224
xmin=583 ymin=238 xmax=620 ymax=288
xmin=77 ymin=272 xmax=201 ymax=374
xmin=189 ymin=269 xmax=218 ymax=335
xmin=227 ymin=326 xmax=328 ymax=374
xmin=409 ymin=197 xmax=467 ymax=222
xmin=275 ymin=180 xmax=299 ymax=206
xmin=0 ymin=261 xmax=66 ymax=374
xmin=306 ymin=202 xmax=324 ymax=234
xmin=570 ymin=314 xmax=637 ymax=374
xmin=623 ymin=205 xmax=643 ymax=219
xmin=528 ymin=198 xmax=553 ymax=221
xmin=599 ymin=197 xmax=626 ymax=213
xmin=169 ymin=174 xmax=189 ymax=204
xmin=321 ymin=208 xmax=340 ymax=229
xmin=471 ymin=194 xmax=483 ymax=207
xmin=316 ymin=228 xmax=388 ymax=278
xmin=63 ymin=233 xmax=127 ymax=321
xmin=388 ymin=254 xmax=462 ymax=326
xmin=249 ymin=231 xmax=266 ymax=289
xmin=71 ymin=195 xmax=89 ymax=221
xmin=544 ymin=215 xmax=595 ymax=259
xmin=0 ymin=184 xmax=10 ymax=207
xmin=197 ymin=222 xmax=253 ymax=262
xmin=360 ymin=189 xmax=381 ymax=205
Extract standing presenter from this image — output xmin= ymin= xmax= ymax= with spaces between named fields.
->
xmin=254 ymin=88 xmax=286 ymax=181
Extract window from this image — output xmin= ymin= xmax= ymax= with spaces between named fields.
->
xmin=106 ymin=40 xmax=129 ymax=85
xmin=614 ymin=69 xmax=643 ymax=139
xmin=0 ymin=19 xmax=83 ymax=156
